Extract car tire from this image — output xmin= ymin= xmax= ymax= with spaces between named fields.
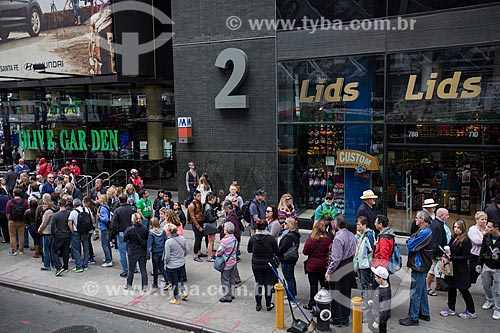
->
xmin=27 ymin=7 xmax=42 ymax=37
xmin=0 ymin=30 xmax=9 ymax=41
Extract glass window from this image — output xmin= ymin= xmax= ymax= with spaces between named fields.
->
xmin=387 ymin=45 xmax=500 ymax=123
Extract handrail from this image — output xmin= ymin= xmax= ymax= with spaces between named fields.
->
xmin=76 ymin=175 xmax=93 ymax=196
xmin=103 ymin=169 xmax=128 ymax=188
xmin=405 ymin=170 xmax=413 ymax=233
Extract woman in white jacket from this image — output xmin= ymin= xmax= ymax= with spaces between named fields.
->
xmin=468 ymin=211 xmax=488 ymax=284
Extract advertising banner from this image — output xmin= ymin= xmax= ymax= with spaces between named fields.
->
xmin=0 ymin=0 xmax=115 ymax=80
xmin=336 ymin=149 xmax=380 ymax=171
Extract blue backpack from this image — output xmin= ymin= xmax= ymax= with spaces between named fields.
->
xmin=387 ymin=240 xmax=403 ymax=274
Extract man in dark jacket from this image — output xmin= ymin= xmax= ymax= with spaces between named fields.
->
xmin=485 ymin=198 xmax=500 ymax=224
xmin=400 ymin=210 xmax=434 ymax=326
xmin=51 ymin=198 xmax=72 ymax=276
xmin=5 ymin=166 xmax=17 ymax=195
xmin=476 ymin=220 xmax=500 ymax=320
xmin=427 ymin=208 xmax=449 ymax=295
xmin=112 ymin=194 xmax=137 ymax=277
xmin=357 ymin=189 xmax=380 ymax=234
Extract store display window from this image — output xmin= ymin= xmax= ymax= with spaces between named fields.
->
xmin=278 ymin=55 xmax=384 ymax=224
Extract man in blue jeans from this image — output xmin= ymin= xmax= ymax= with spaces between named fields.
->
xmin=111 ymin=194 xmax=136 ymax=277
xmin=399 ymin=210 xmax=434 ymax=326
xmin=68 ymin=198 xmax=93 ymax=273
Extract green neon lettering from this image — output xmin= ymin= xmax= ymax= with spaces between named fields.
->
xmin=60 ymin=130 xmax=68 ymax=150
xmin=100 ymin=130 xmax=109 ymax=150
xmin=77 ymin=130 xmax=87 ymax=150
xmin=47 ymin=130 xmax=55 ymax=150
xmin=91 ymin=130 xmax=100 ymax=150
xmin=108 ymin=130 xmax=118 ymax=151
xmin=36 ymin=130 xmax=44 ymax=149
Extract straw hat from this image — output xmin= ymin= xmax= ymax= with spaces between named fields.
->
xmin=422 ymin=198 xmax=438 ymax=208
xmin=360 ymin=190 xmax=378 ymax=199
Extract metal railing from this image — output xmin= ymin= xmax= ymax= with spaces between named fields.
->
xmin=405 ymin=170 xmax=413 ymax=232
xmin=104 ymin=169 xmax=128 ymax=188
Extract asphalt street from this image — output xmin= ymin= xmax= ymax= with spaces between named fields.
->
xmin=0 ymin=286 xmax=189 ymax=333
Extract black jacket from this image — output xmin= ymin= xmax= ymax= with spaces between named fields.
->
xmin=112 ymin=203 xmax=137 ymax=233
xmin=430 ymin=218 xmax=447 ymax=258
xmin=123 ymin=224 xmax=149 ymax=256
xmin=485 ymin=202 xmax=500 ymax=223
xmin=447 ymin=237 xmax=472 ymax=289
xmin=356 ymin=202 xmax=379 ymax=231
xmin=247 ymin=232 xmax=279 ymax=270
xmin=278 ymin=231 xmax=301 ymax=264
xmin=478 ymin=233 xmax=500 ymax=269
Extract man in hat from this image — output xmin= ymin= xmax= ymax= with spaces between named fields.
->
xmin=357 ymin=189 xmax=380 ymax=234
xmin=249 ymin=189 xmax=267 ymax=236
xmin=129 ymin=169 xmax=143 ymax=192
xmin=70 ymin=159 xmax=81 ymax=178
xmin=314 ymin=192 xmax=338 ymax=225
xmin=411 ymin=198 xmax=438 ymax=234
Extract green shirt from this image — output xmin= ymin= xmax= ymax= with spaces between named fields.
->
xmin=314 ymin=202 xmax=338 ymax=221
xmin=137 ymin=198 xmax=152 ymax=218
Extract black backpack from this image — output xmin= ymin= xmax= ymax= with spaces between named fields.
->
xmin=10 ymin=199 xmax=25 ymax=221
xmin=241 ymin=199 xmax=255 ymax=223
xmin=76 ymin=207 xmax=93 ymax=234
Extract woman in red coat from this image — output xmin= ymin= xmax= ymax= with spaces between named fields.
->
xmin=302 ymin=220 xmax=333 ymax=310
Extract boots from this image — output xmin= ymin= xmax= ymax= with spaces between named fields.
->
xmin=33 ymin=245 xmax=41 ymax=258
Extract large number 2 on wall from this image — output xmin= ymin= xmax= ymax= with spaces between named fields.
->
xmin=214 ymin=48 xmax=249 ymax=109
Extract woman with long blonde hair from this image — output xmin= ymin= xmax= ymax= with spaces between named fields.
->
xmin=277 ymin=193 xmax=298 ymax=223
xmin=468 ymin=211 xmax=488 ymax=283
xmin=164 ymin=209 xmax=184 ymax=236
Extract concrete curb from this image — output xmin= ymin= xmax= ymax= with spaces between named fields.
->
xmin=0 ymin=278 xmax=224 ymax=333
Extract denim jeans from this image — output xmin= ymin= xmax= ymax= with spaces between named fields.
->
xmin=152 ymin=251 xmax=170 ymax=285
xmin=71 ymin=0 xmax=80 ymax=18
xmin=117 ymin=232 xmax=128 ymax=274
xmin=126 ymin=253 xmax=148 ymax=288
xmin=24 ymin=228 xmax=29 ymax=247
xmin=100 ymin=229 xmax=113 ymax=263
xmin=168 ymin=265 xmax=186 ymax=300
xmin=141 ymin=218 xmax=150 ymax=230
xmin=186 ymin=185 xmax=196 ymax=206
xmin=41 ymin=234 xmax=52 ymax=268
xmin=482 ymin=264 xmax=500 ymax=310
xmin=71 ymin=232 xmax=89 ymax=270
xmin=359 ymin=268 xmax=374 ymax=302
xmin=408 ymin=270 xmax=430 ymax=321
xmin=281 ymin=263 xmax=297 ymax=297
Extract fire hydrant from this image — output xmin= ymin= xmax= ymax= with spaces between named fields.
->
xmin=312 ymin=288 xmax=332 ymax=332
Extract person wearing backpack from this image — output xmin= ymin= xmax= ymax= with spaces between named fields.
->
xmin=372 ymin=215 xmax=396 ymax=279
xmin=68 ymin=198 xmax=94 ymax=273
xmin=248 ymin=189 xmax=267 ymax=236
xmin=354 ymin=216 xmax=375 ymax=309
xmin=6 ymin=187 xmax=29 ymax=256
xmin=278 ymin=218 xmax=301 ymax=303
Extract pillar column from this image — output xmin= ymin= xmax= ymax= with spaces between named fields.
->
xmin=145 ymin=85 xmax=163 ymax=160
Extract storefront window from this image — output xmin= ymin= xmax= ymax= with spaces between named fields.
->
xmin=0 ymin=84 xmax=175 ymax=181
xmin=278 ymin=55 xmax=384 ymax=224
xmin=387 ymin=44 xmax=500 ymax=232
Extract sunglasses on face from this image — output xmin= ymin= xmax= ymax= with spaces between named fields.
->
xmin=266 ymin=210 xmax=273 ymax=213
xmin=325 ymin=197 xmax=333 ymax=200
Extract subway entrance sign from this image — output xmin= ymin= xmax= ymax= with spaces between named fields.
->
xmin=177 ymin=117 xmax=193 ymax=143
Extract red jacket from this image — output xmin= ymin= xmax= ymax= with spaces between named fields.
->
xmin=303 ymin=236 xmax=332 ymax=273
xmin=70 ymin=165 xmax=81 ymax=177
xmin=372 ymin=228 xmax=396 ymax=268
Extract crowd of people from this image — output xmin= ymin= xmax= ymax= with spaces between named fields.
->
xmin=1 ymin=158 xmax=500 ymax=331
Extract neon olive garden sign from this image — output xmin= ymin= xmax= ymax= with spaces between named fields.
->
xmin=18 ymin=129 xmax=119 ymax=151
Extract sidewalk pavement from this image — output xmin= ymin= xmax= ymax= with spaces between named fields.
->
xmin=0 ymin=189 xmax=497 ymax=332
xmin=0 ymin=230 xmax=497 ymax=333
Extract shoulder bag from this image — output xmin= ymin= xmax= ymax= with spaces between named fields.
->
xmin=214 ymin=241 xmax=237 ymax=272
xmin=283 ymin=233 xmax=299 ymax=262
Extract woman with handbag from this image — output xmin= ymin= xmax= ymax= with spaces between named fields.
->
xmin=278 ymin=218 xmax=301 ymax=303
xmin=302 ymin=220 xmax=332 ymax=310
xmin=248 ymin=220 xmax=279 ymax=312
xmin=439 ymin=220 xmax=476 ymax=319
xmin=203 ymin=193 xmax=218 ymax=262
xmin=123 ymin=213 xmax=149 ymax=291
xmin=215 ymin=222 xmax=239 ymax=302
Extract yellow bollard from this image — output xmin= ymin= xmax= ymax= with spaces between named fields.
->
xmin=351 ymin=296 xmax=363 ymax=333
xmin=275 ymin=283 xmax=285 ymax=330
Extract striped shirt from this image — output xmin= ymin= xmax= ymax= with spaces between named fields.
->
xmin=216 ymin=234 xmax=238 ymax=270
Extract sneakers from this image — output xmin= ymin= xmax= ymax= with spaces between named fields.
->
xmin=17 ymin=251 xmax=23 ymax=255
xmin=40 ymin=267 xmax=51 ymax=271
xmin=88 ymin=257 xmax=96 ymax=265
xmin=440 ymin=307 xmax=456 ymax=317
xmin=55 ymin=268 xmax=64 ymax=276
xmin=193 ymin=257 xmax=203 ymax=262
xmin=170 ymin=298 xmax=181 ymax=305
xmin=493 ymin=310 xmax=500 ymax=320
xmin=207 ymin=257 xmax=215 ymax=262
xmin=8 ymin=251 xmax=18 ymax=256
xmin=120 ymin=272 xmax=128 ymax=278
xmin=458 ymin=310 xmax=476 ymax=319
xmin=164 ymin=283 xmax=172 ymax=290
xmin=101 ymin=262 xmax=113 ymax=267
xmin=73 ymin=268 xmax=83 ymax=273
xmin=482 ymin=300 xmax=495 ymax=310
xmin=181 ymin=292 xmax=188 ymax=300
